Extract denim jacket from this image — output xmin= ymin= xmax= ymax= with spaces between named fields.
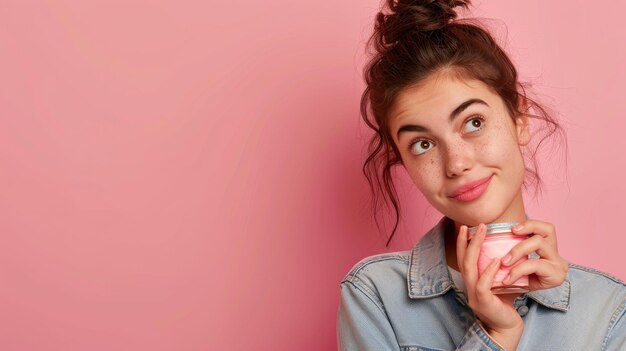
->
xmin=337 ymin=217 xmax=626 ymax=350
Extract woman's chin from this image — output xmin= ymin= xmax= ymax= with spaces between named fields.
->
xmin=444 ymin=202 xmax=509 ymax=227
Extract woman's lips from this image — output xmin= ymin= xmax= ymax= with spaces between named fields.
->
xmin=449 ymin=175 xmax=493 ymax=202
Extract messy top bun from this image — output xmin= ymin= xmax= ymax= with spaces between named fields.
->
xmin=361 ymin=0 xmax=564 ymax=246
xmin=377 ymin=0 xmax=469 ymax=45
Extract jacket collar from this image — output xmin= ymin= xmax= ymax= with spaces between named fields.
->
xmin=407 ymin=216 xmax=570 ymax=311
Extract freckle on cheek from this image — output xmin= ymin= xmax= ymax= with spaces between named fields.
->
xmin=477 ymin=139 xmax=489 ymax=153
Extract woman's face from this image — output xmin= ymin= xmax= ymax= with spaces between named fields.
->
xmin=388 ymin=71 xmax=530 ymax=226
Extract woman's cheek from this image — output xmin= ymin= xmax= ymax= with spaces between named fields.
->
xmin=474 ymin=134 xmax=504 ymax=163
xmin=408 ymin=157 xmax=441 ymax=195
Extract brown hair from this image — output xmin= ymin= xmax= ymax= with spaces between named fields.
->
xmin=360 ymin=0 xmax=565 ymax=246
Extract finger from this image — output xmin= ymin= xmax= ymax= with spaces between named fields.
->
xmin=456 ymin=225 xmax=469 ymax=273
xmin=511 ymin=220 xmax=557 ymax=243
xmin=475 ymin=257 xmax=500 ymax=300
xmin=502 ymin=259 xmax=565 ymax=287
xmin=462 ymin=224 xmax=486 ymax=287
xmin=457 ymin=225 xmax=478 ymax=298
xmin=501 ymin=235 xmax=559 ymax=266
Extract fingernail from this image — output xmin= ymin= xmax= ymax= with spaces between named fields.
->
xmin=502 ymin=254 xmax=511 ymax=265
xmin=513 ymin=224 xmax=524 ymax=231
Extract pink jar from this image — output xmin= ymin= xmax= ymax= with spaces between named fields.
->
xmin=468 ymin=222 xmax=529 ymax=294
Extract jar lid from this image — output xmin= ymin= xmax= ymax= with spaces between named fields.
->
xmin=468 ymin=221 xmax=519 ymax=235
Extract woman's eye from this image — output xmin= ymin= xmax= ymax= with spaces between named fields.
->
xmin=464 ymin=117 xmax=484 ymax=133
xmin=409 ymin=139 xmax=434 ymax=155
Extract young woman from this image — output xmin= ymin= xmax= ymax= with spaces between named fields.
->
xmin=336 ymin=1 xmax=626 ymax=350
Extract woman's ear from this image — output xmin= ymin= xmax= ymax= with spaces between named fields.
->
xmin=515 ymin=115 xmax=530 ymax=146
xmin=515 ymin=98 xmax=531 ymax=146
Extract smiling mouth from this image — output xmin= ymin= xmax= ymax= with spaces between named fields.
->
xmin=449 ymin=175 xmax=493 ymax=202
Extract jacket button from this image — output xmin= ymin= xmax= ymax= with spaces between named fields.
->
xmin=517 ymin=305 xmax=529 ymax=316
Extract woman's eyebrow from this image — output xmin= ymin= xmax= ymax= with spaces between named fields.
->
xmin=395 ymin=98 xmax=489 ymax=139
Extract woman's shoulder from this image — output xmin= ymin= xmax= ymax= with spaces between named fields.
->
xmin=562 ymin=262 xmax=626 ymax=336
xmin=566 ymin=262 xmax=626 ymax=307
xmin=567 ymin=262 xmax=626 ymax=288
xmin=339 ymin=250 xmax=412 ymax=286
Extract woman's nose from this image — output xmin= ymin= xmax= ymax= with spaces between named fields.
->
xmin=444 ymin=144 xmax=473 ymax=178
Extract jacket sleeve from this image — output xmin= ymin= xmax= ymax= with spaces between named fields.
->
xmin=603 ymin=298 xmax=626 ymax=351
xmin=337 ymin=280 xmax=504 ymax=351
xmin=337 ymin=281 xmax=401 ymax=351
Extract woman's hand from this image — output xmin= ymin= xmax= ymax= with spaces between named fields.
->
xmin=457 ymin=223 xmax=524 ymax=351
xmin=500 ymin=220 xmax=569 ymax=291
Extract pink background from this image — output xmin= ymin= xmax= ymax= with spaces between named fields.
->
xmin=1 ymin=1 xmax=624 ymax=350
